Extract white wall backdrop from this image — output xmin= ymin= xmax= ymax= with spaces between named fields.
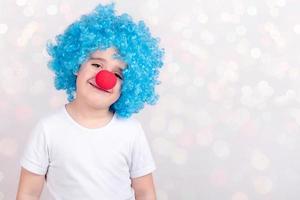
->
xmin=1 ymin=0 xmax=300 ymax=199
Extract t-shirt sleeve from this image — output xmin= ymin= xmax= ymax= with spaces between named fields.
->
xmin=19 ymin=120 xmax=50 ymax=175
xmin=129 ymin=122 xmax=156 ymax=179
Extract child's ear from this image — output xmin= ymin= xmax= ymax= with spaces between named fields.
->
xmin=74 ymin=71 xmax=78 ymax=76
xmin=74 ymin=65 xmax=81 ymax=76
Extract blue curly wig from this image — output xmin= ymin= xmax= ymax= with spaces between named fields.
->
xmin=46 ymin=3 xmax=164 ymax=119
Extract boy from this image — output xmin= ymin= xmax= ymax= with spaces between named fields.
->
xmin=16 ymin=3 xmax=164 ymax=200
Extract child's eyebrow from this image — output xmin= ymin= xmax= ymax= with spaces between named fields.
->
xmin=90 ymin=57 xmax=107 ymax=63
xmin=90 ymin=56 xmax=124 ymax=71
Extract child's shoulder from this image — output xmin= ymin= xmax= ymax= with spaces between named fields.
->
xmin=114 ymin=114 xmax=143 ymax=129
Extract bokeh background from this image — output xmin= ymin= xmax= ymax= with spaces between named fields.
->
xmin=1 ymin=0 xmax=300 ymax=199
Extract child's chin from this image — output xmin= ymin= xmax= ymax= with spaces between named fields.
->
xmin=87 ymin=99 xmax=110 ymax=109
xmin=85 ymin=95 xmax=115 ymax=107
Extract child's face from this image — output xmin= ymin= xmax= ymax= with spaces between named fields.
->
xmin=75 ymin=47 xmax=126 ymax=110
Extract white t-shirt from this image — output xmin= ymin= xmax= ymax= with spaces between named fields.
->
xmin=19 ymin=105 xmax=156 ymax=200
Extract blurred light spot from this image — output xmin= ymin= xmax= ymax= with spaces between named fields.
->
xmin=171 ymin=16 xmax=190 ymax=32
xmin=264 ymin=22 xmax=285 ymax=47
xmin=216 ymin=61 xmax=239 ymax=82
xmin=31 ymin=52 xmax=44 ymax=64
xmin=47 ymin=4 xmax=58 ymax=15
xmin=0 ymin=138 xmax=18 ymax=157
xmin=196 ymin=128 xmax=213 ymax=146
xmin=224 ymin=108 xmax=251 ymax=130
xmin=49 ymin=95 xmax=66 ymax=108
xmin=294 ymin=24 xmax=300 ymax=34
xmin=170 ymin=146 xmax=187 ymax=165
xmin=288 ymin=67 xmax=300 ymax=80
xmin=236 ymin=38 xmax=250 ymax=54
xmin=182 ymin=41 xmax=207 ymax=58
xmin=253 ymin=176 xmax=273 ymax=194
xmin=250 ymin=48 xmax=261 ymax=59
xmin=157 ymin=189 xmax=169 ymax=200
xmin=0 ymin=64 xmax=28 ymax=94
xmin=59 ymin=3 xmax=71 ymax=14
xmin=146 ymin=0 xmax=159 ymax=10
xmin=241 ymin=94 xmax=259 ymax=107
xmin=257 ymin=81 xmax=274 ymax=97
xmin=269 ymin=28 xmax=280 ymax=40
xmin=177 ymin=133 xmax=195 ymax=148
xmin=289 ymin=108 xmax=300 ymax=126
xmin=270 ymin=7 xmax=279 ymax=18
xmin=164 ymin=51 xmax=173 ymax=63
xmin=16 ymin=0 xmax=28 ymax=6
xmin=264 ymin=22 xmax=276 ymax=33
xmin=193 ymin=77 xmax=205 ymax=87
xmin=148 ymin=15 xmax=158 ymax=26
xmin=166 ymin=62 xmax=180 ymax=74
xmin=236 ymin=25 xmax=247 ymax=36
xmin=172 ymin=72 xmax=189 ymax=87
xmin=287 ymin=89 xmax=296 ymax=97
xmin=15 ymin=105 xmax=33 ymax=121
xmin=23 ymin=6 xmax=35 ymax=17
xmin=152 ymin=137 xmax=174 ymax=156
xmin=42 ymin=47 xmax=49 ymax=58
xmin=0 ymin=24 xmax=8 ymax=34
xmin=17 ymin=21 xmax=39 ymax=47
xmin=31 ymin=36 xmax=43 ymax=47
xmin=276 ymin=0 xmax=286 ymax=7
xmin=221 ymin=12 xmax=231 ymax=22
xmin=212 ymin=140 xmax=230 ymax=159
xmin=276 ymin=133 xmax=293 ymax=146
xmin=207 ymin=81 xmax=225 ymax=101
xmin=169 ymin=98 xmax=185 ymax=115
xmin=197 ymin=13 xmax=208 ymax=24
xmin=274 ymin=89 xmax=296 ymax=105
xmin=228 ymin=61 xmax=239 ymax=70
xmin=195 ymin=110 xmax=213 ymax=127
xmin=262 ymin=111 xmax=272 ymax=122
xmin=272 ymin=61 xmax=291 ymax=79
xmin=226 ymin=32 xmax=237 ymax=43
xmin=232 ymin=192 xmax=248 ymax=200
xmin=210 ymin=168 xmax=228 ymax=187
xmin=224 ymin=67 xmax=238 ymax=82
xmin=185 ymin=85 xmax=198 ymax=97
xmin=167 ymin=118 xmax=184 ymax=136
xmin=149 ymin=114 xmax=166 ymax=132
xmin=275 ymin=0 xmax=286 ymax=7
xmin=182 ymin=28 xmax=193 ymax=39
xmin=247 ymin=6 xmax=257 ymax=16
xmin=200 ymin=30 xmax=215 ymax=45
xmin=29 ymin=80 xmax=46 ymax=95
xmin=251 ymin=150 xmax=270 ymax=170
xmin=234 ymin=4 xmax=245 ymax=15
xmin=277 ymin=134 xmax=288 ymax=145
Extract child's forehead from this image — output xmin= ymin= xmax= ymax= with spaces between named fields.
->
xmin=89 ymin=48 xmax=126 ymax=68
xmin=90 ymin=48 xmax=118 ymax=58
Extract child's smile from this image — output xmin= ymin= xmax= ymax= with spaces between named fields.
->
xmin=88 ymin=81 xmax=111 ymax=93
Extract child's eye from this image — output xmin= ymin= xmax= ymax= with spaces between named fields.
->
xmin=115 ymin=73 xmax=123 ymax=80
xmin=92 ymin=63 xmax=102 ymax=68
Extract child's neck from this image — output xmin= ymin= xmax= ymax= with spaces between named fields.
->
xmin=65 ymin=100 xmax=114 ymax=129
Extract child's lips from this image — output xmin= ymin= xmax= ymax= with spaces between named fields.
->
xmin=89 ymin=82 xmax=111 ymax=93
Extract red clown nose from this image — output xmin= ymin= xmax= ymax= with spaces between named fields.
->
xmin=95 ymin=70 xmax=117 ymax=91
